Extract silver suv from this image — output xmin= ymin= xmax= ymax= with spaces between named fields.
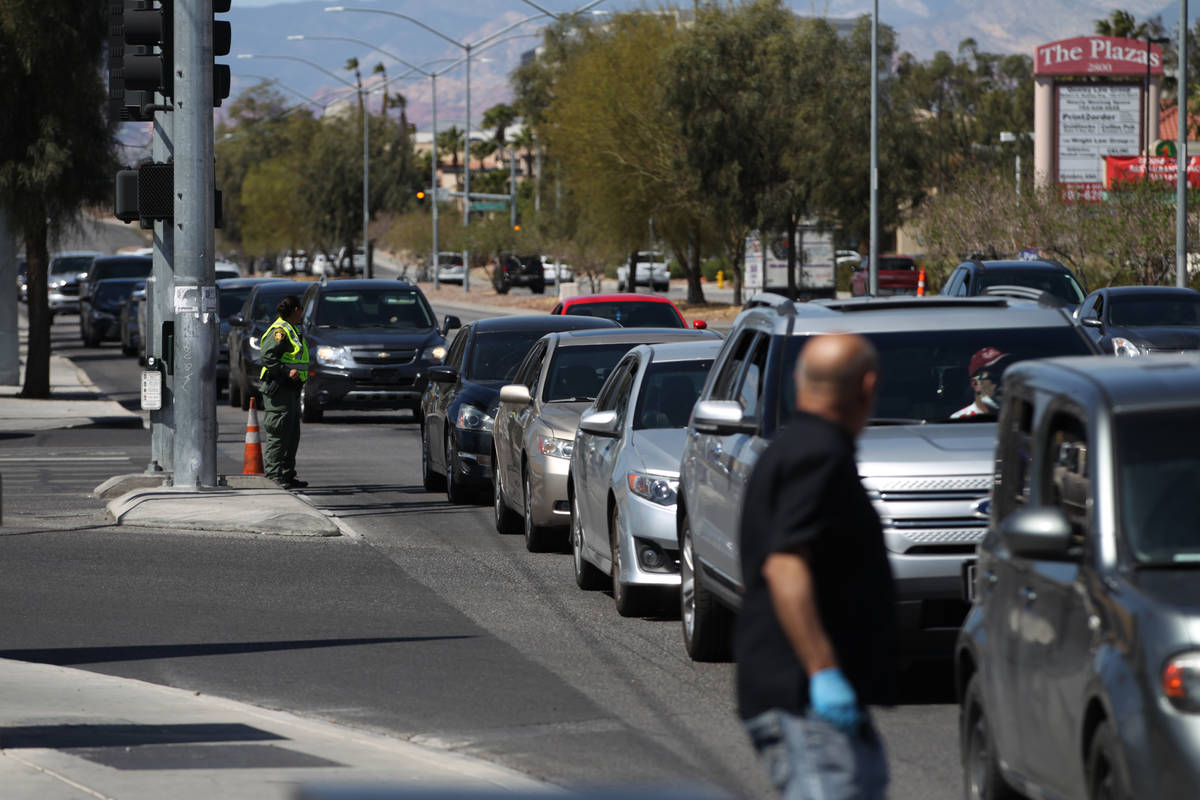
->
xmin=676 ymin=294 xmax=1100 ymax=661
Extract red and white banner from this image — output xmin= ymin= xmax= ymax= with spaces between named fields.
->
xmin=1105 ymin=156 xmax=1200 ymax=188
xmin=1036 ymin=36 xmax=1164 ymax=76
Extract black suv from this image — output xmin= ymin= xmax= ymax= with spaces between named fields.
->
xmin=298 ymin=279 xmax=452 ymax=422
xmin=80 ymin=255 xmax=152 ymax=345
xmin=940 ymin=258 xmax=1087 ymax=310
xmin=493 ymin=253 xmax=545 ymax=295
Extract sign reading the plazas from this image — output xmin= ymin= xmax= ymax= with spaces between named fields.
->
xmin=1036 ymin=36 xmax=1164 ymax=77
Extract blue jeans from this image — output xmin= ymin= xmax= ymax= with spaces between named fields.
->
xmin=744 ymin=708 xmax=888 ymax=800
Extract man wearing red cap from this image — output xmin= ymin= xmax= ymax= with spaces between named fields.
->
xmin=952 ymin=347 xmax=1008 ymax=419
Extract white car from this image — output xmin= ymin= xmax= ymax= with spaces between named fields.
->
xmin=616 ymin=251 xmax=670 ymax=292
xmin=542 ymin=257 xmax=574 ymax=284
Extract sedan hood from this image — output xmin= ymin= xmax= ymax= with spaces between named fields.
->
xmin=858 ymin=423 xmax=996 ymax=478
xmin=629 ymin=428 xmax=687 ymax=475
xmin=457 ymin=380 xmax=502 ymax=412
xmin=540 ymin=402 xmax=591 ymax=438
xmin=1114 ymin=326 xmax=1200 ymax=352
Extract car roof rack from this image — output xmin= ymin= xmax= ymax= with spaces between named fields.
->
xmin=822 ymin=296 xmax=1013 ymax=313
xmin=981 ymin=285 xmax=1064 ymax=307
xmin=743 ymin=292 xmax=797 ymax=315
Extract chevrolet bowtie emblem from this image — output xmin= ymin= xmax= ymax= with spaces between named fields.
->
xmin=378 ymin=352 xmax=390 ymax=358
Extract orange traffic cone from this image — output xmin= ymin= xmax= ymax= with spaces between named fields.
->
xmin=242 ymin=397 xmax=265 ymax=475
xmin=917 ymin=266 xmax=926 ymax=297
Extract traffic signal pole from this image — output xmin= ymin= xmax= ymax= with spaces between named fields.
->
xmin=148 ymin=100 xmax=175 ymax=474
xmin=172 ymin=0 xmax=218 ymax=488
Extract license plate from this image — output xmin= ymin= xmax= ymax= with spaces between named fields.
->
xmin=962 ymin=560 xmax=978 ymax=604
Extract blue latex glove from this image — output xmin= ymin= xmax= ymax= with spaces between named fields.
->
xmin=810 ymin=667 xmax=861 ymax=734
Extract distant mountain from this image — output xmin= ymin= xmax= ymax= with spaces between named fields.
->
xmin=226 ymin=0 xmax=1200 ymax=130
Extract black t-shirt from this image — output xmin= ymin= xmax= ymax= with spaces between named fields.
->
xmin=734 ymin=412 xmax=898 ymax=720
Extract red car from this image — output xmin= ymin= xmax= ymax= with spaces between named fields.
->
xmin=550 ymin=293 xmax=706 ymax=329
xmin=850 ymin=254 xmax=921 ymax=297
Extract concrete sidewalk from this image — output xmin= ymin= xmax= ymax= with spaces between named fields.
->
xmin=0 ymin=657 xmax=548 ymax=800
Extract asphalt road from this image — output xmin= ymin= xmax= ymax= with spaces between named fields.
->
xmin=0 ymin=310 xmax=963 ymax=798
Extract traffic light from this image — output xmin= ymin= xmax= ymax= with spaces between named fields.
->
xmin=109 ymin=0 xmax=172 ymax=122
xmin=416 ymin=190 xmax=427 ymax=202
xmin=213 ymin=0 xmax=232 ymax=107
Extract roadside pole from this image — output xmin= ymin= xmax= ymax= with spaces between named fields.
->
xmin=148 ymin=98 xmax=175 ymax=474
xmin=0 ymin=208 xmax=16 ymax=385
xmin=1178 ymin=0 xmax=1189 ymax=288
xmin=172 ymin=0 xmax=218 ymax=488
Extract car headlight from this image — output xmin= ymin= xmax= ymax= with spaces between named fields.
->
xmin=316 ymin=345 xmax=354 ymax=367
xmin=1113 ymin=337 xmax=1146 ymax=357
xmin=537 ymin=434 xmax=573 ymax=459
xmin=627 ymin=472 xmax=677 ymax=506
xmin=422 ymin=344 xmax=447 ymax=363
xmin=456 ymin=404 xmax=495 ymax=432
xmin=1163 ymin=653 xmax=1200 ymax=712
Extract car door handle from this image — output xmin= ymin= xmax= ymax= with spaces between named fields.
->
xmin=1019 ymin=586 xmax=1037 ymax=603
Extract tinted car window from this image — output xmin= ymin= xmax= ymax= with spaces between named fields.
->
xmin=94 ymin=281 xmax=139 ymax=307
xmin=51 ymin=256 xmax=94 ymax=275
xmin=1116 ymin=409 xmax=1200 ymax=565
xmin=250 ymin=285 xmax=296 ymax=322
xmin=1109 ymin=296 xmax=1200 ymax=327
xmin=91 ymin=258 xmax=152 ymax=280
xmin=218 ymin=286 xmax=253 ymax=318
xmin=633 ymin=360 xmax=714 ymax=429
xmin=316 ymin=290 xmax=433 ymax=329
xmin=565 ymin=302 xmax=683 ymax=328
xmin=781 ymin=327 xmax=1094 ymax=424
xmin=977 ymin=269 xmax=1085 ymax=305
xmin=543 ymin=343 xmax=636 ymax=402
xmin=468 ymin=330 xmax=552 ymax=382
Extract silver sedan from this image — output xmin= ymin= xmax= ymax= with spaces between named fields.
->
xmin=569 ymin=340 xmax=721 ymax=616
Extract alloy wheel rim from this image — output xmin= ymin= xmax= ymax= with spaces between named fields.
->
xmin=523 ymin=473 xmax=533 ymax=541
xmin=968 ymin=715 xmax=987 ymax=799
xmin=493 ymin=457 xmax=504 ymax=522
xmin=572 ymin=494 xmax=584 ymax=576
xmin=611 ymin=511 xmax=623 ymax=604
xmin=421 ymin=427 xmax=430 ymax=481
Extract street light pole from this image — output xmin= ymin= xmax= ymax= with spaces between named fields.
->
xmin=869 ymin=0 xmax=879 ymax=297
xmin=463 ymin=44 xmax=471 ymax=291
xmin=1178 ymin=0 xmax=1189 ymax=288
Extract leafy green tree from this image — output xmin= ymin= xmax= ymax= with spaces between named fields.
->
xmin=1095 ymin=10 xmax=1148 ymax=39
xmin=0 ymin=1 xmax=117 ymax=397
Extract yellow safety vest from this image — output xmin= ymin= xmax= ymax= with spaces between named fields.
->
xmin=260 ymin=318 xmax=309 ymax=382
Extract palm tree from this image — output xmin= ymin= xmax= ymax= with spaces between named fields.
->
xmin=508 ymin=126 xmax=536 ymax=178
xmin=372 ymin=62 xmax=388 ymax=117
xmin=437 ymin=126 xmax=464 ymax=178
xmin=345 ymin=57 xmax=364 ymax=116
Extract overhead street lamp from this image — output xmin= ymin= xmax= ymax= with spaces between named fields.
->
xmin=326 ymin=5 xmax=560 ymax=291
xmin=238 ymin=52 xmax=377 ymax=277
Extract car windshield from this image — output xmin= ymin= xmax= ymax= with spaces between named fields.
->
xmin=781 ymin=327 xmax=1094 ymax=424
xmin=565 ymin=301 xmax=683 ymax=328
xmin=51 ymin=256 xmax=94 ymax=275
xmin=633 ymin=360 xmax=714 ymax=429
xmin=1117 ymin=409 xmax=1200 ymax=565
xmin=93 ymin=259 xmax=151 ymax=280
xmin=218 ymin=286 xmax=252 ymax=319
xmin=250 ymin=287 xmax=296 ymax=323
xmin=544 ymin=343 xmax=637 ymax=402
xmin=94 ymin=281 xmax=139 ymax=307
xmin=468 ymin=330 xmax=549 ymax=382
xmin=1108 ymin=296 xmax=1200 ymax=327
xmin=978 ymin=269 xmax=1085 ymax=305
xmin=316 ymin=289 xmax=433 ymax=329
xmin=876 ymin=257 xmax=915 ymax=271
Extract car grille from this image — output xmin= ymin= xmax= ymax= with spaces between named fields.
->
xmin=57 ymin=284 xmax=79 ymax=297
xmin=864 ymin=476 xmax=990 ymax=555
xmin=350 ymin=347 xmax=417 ymax=365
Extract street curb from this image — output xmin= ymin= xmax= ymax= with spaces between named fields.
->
xmin=107 ymin=486 xmax=341 ymax=537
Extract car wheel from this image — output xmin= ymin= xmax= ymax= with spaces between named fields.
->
xmin=228 ymin=376 xmax=242 ymax=408
xmin=571 ymin=485 xmax=605 ymax=590
xmin=962 ymin=674 xmax=1017 ymax=800
xmin=532 ymin=282 xmax=545 ymax=295
xmin=493 ymin=452 xmax=520 ymax=534
xmin=611 ymin=504 xmax=652 ymax=617
xmin=680 ymin=512 xmax=731 ymax=661
xmin=654 ymin=282 xmax=669 ymax=293
xmin=300 ymin=384 xmax=323 ymax=423
xmin=523 ymin=464 xmax=555 ymax=552
xmin=494 ymin=281 xmax=511 ymax=295
xmin=1087 ymin=720 xmax=1131 ymax=800
xmin=445 ymin=434 xmax=469 ymax=504
xmin=422 ymin=423 xmax=445 ymax=491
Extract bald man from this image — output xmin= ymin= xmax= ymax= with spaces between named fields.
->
xmin=736 ymin=333 xmax=897 ymax=800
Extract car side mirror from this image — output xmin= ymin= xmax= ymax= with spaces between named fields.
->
xmin=692 ymin=399 xmax=754 ymax=435
xmin=427 ymin=365 xmax=458 ymax=384
xmin=229 ymin=313 xmax=245 ymax=327
xmin=441 ymin=314 xmax=462 ymax=336
xmin=999 ymin=507 xmax=1076 ymax=561
xmin=499 ymin=384 xmax=532 ymax=405
xmin=579 ymin=409 xmax=620 ymax=436
xmin=1079 ymin=316 xmax=1103 ymax=329
xmin=692 ymin=319 xmax=707 ymax=330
